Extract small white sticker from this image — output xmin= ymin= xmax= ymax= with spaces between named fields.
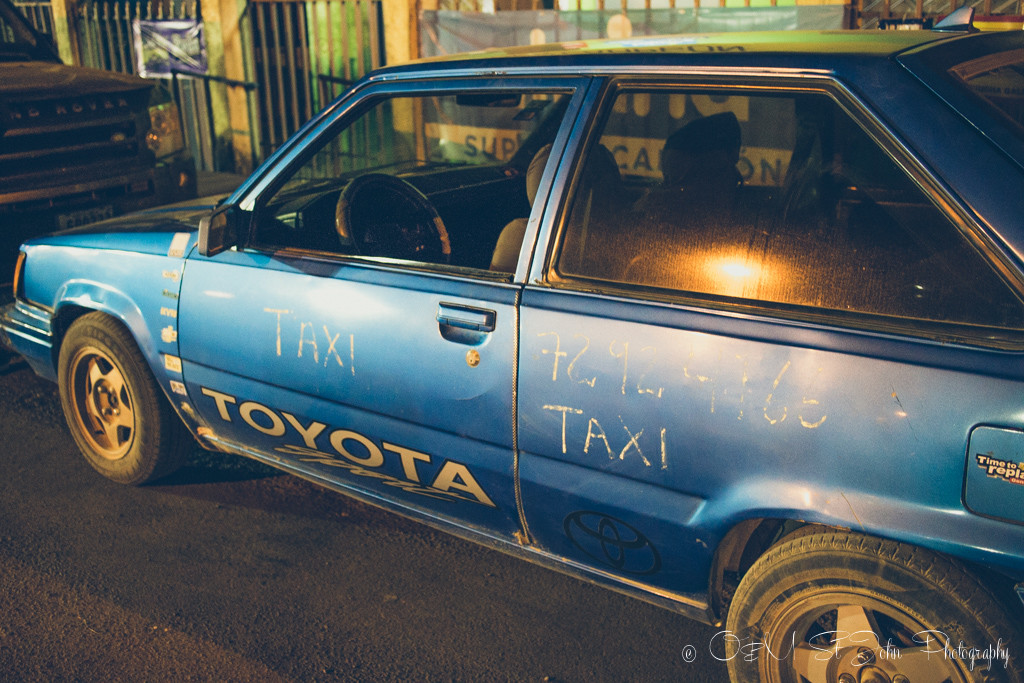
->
xmin=161 ymin=326 xmax=178 ymax=343
xmin=160 ymin=307 xmax=177 ymax=318
xmin=162 ymin=269 xmax=181 ymax=281
xmin=169 ymin=380 xmax=187 ymax=396
xmin=168 ymin=232 xmax=190 ymax=258
xmin=163 ymin=354 xmax=182 ymax=373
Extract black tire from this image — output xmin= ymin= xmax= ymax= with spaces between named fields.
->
xmin=725 ymin=530 xmax=1021 ymax=683
xmin=57 ymin=312 xmax=189 ymax=485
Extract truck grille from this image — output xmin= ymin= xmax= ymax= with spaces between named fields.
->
xmin=0 ymin=90 xmax=152 ymax=193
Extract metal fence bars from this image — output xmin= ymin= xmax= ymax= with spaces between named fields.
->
xmin=13 ymin=0 xmax=53 ymax=33
xmin=171 ymin=71 xmax=262 ymax=173
xmin=248 ymin=0 xmax=385 ymax=160
xmin=75 ymin=0 xmax=199 ymax=73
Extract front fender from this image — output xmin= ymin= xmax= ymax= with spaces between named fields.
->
xmin=54 ymin=280 xmax=153 ymax=358
xmin=20 ymin=243 xmax=188 ymax=409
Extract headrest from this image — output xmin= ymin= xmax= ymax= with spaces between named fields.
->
xmin=662 ymin=112 xmax=742 ymax=188
xmin=584 ymin=143 xmax=621 ymax=188
xmin=664 ymin=111 xmax=741 ymax=162
xmin=526 ymin=144 xmax=553 ymax=205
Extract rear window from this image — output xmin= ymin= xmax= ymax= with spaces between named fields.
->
xmin=950 ymin=49 xmax=1024 ymax=134
xmin=554 ymin=86 xmax=1024 ymax=344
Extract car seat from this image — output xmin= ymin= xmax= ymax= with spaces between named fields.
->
xmin=490 ymin=144 xmax=552 ymax=272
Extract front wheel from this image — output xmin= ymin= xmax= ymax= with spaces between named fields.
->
xmin=58 ymin=312 xmax=189 ymax=484
xmin=725 ymin=530 xmax=1021 ymax=683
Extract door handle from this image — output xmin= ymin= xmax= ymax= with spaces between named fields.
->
xmin=436 ymin=303 xmax=496 ymax=332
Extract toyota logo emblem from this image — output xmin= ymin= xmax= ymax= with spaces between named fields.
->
xmin=563 ymin=511 xmax=661 ymax=576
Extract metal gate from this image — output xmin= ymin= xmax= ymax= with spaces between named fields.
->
xmin=74 ymin=0 xmax=197 ymax=72
xmin=248 ymin=0 xmax=385 ymax=159
xmin=61 ymin=0 xmax=384 ymax=171
xmin=13 ymin=0 xmax=53 ymax=32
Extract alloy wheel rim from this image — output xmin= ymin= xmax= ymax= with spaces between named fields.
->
xmin=69 ymin=346 xmax=136 ymax=460
xmin=761 ymin=590 xmax=968 ymax=683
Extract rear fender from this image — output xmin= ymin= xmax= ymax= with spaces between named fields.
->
xmin=704 ymin=480 xmax=1024 ymax=617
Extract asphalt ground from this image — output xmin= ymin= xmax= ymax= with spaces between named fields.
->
xmin=0 ymin=361 xmax=732 ymax=682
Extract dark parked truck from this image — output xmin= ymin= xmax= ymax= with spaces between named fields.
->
xmin=0 ymin=0 xmax=196 ymax=270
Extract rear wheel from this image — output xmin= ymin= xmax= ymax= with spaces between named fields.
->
xmin=58 ymin=312 xmax=189 ymax=484
xmin=726 ymin=530 xmax=1021 ymax=683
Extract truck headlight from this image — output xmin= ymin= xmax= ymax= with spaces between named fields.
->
xmin=146 ymin=99 xmax=187 ymax=159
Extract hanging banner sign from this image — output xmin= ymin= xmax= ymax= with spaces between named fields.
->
xmin=132 ymin=19 xmax=207 ymax=78
xmin=420 ymin=8 xmax=850 ymax=58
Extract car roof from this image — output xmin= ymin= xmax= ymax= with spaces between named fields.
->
xmin=372 ymin=30 xmax=963 ymax=78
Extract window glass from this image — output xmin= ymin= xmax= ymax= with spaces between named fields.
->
xmin=950 ymin=49 xmax=1024 ymax=135
xmin=254 ymin=90 xmax=571 ymax=271
xmin=557 ymin=88 xmax=1024 ymax=333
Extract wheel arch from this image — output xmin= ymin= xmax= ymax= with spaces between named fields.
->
xmin=709 ymin=517 xmax=803 ymax=624
xmin=49 ymin=284 xmax=158 ymax=375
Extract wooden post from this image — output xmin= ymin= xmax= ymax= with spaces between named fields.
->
xmin=380 ymin=0 xmax=410 ymax=64
xmin=383 ymin=0 xmax=433 ymax=64
xmin=203 ymin=0 xmax=254 ymax=173
xmin=48 ymin=0 xmax=80 ymax=65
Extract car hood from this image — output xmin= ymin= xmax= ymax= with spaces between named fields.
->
xmin=24 ymin=197 xmax=221 ymax=257
xmin=0 ymin=61 xmax=152 ymax=100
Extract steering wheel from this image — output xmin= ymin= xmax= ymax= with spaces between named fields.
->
xmin=335 ymin=173 xmax=451 ymax=263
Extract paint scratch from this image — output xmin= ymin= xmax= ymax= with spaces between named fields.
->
xmin=840 ymin=491 xmax=866 ymax=532
xmin=890 ymin=386 xmax=918 ymax=442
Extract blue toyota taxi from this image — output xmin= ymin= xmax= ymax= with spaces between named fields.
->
xmin=3 ymin=12 xmax=1023 ymax=682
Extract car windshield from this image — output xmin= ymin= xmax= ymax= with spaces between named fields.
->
xmin=265 ymin=91 xmax=570 ymax=208
xmin=0 ymin=0 xmax=52 ymax=61
xmin=949 ymin=48 xmax=1024 ymax=134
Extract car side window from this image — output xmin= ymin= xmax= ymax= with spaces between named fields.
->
xmin=252 ymin=90 xmax=571 ymax=272
xmin=557 ymin=87 xmax=1024 ymax=336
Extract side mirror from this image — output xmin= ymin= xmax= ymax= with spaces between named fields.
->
xmin=198 ymin=204 xmax=242 ymax=257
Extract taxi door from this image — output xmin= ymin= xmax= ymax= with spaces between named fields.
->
xmin=176 ymin=78 xmax=587 ymax=538
xmin=514 ymin=81 xmax=1024 ymax=605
